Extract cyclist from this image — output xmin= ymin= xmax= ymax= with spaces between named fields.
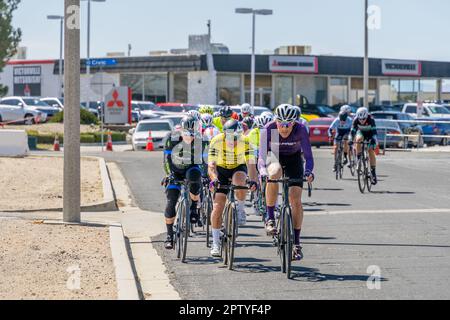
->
xmin=239 ymin=103 xmax=255 ymax=121
xmin=199 ymin=105 xmax=214 ymax=115
xmin=258 ymin=104 xmax=315 ymax=261
xmin=293 ymin=106 xmax=310 ymax=133
xmin=208 ymin=119 xmax=258 ymax=257
xmin=212 ymin=105 xmax=239 ymax=133
xmin=328 ymin=105 xmax=353 ymax=171
xmin=242 ymin=116 xmax=255 ymax=135
xmin=349 ymin=107 xmax=378 ymax=185
xmin=162 ymin=115 xmax=208 ymax=250
xmin=248 ymin=113 xmax=274 ymax=155
xmin=201 ymin=113 xmax=220 ymax=142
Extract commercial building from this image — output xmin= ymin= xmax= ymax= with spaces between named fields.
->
xmin=1 ymin=54 xmax=450 ymax=108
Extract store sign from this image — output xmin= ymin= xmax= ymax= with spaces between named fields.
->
xmin=104 ymin=86 xmax=132 ymax=124
xmin=13 ymin=66 xmax=41 ymax=96
xmin=269 ymin=56 xmax=318 ymax=74
xmin=382 ymin=59 xmax=422 ymax=76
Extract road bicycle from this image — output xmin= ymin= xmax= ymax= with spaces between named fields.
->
xmin=173 ymin=179 xmax=192 ymax=263
xmin=356 ymin=141 xmax=374 ymax=194
xmin=199 ymin=178 xmax=213 ymax=248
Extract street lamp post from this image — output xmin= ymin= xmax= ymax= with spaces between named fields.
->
xmin=47 ymin=15 xmax=64 ymax=98
xmin=235 ymin=8 xmax=273 ymax=106
xmin=81 ymin=0 xmax=106 ymax=108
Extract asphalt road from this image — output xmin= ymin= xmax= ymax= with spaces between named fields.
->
xmin=86 ymin=148 xmax=450 ymax=300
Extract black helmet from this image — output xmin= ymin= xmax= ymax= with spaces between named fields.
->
xmin=219 ymin=105 xmax=233 ymax=118
xmin=180 ymin=115 xmax=198 ymax=132
xmin=223 ymin=119 xmax=243 ymax=134
xmin=218 ymin=100 xmax=227 ymax=107
xmin=242 ymin=116 xmax=254 ymax=130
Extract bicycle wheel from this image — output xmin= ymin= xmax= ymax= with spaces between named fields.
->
xmin=284 ymin=207 xmax=294 ymax=279
xmin=221 ymin=202 xmax=230 ymax=266
xmin=366 ymin=159 xmax=373 ymax=193
xmin=181 ymin=197 xmax=190 ymax=263
xmin=227 ymin=204 xmax=237 ymax=270
xmin=349 ymin=157 xmax=355 ymax=177
xmin=205 ymin=191 xmax=212 ymax=248
xmin=175 ymin=200 xmax=184 ymax=259
xmin=307 ymin=182 xmax=312 ymax=198
xmin=357 ymin=159 xmax=366 ymax=193
xmin=278 ymin=207 xmax=286 ymax=273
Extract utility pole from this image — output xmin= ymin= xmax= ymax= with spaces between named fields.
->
xmin=128 ymin=44 xmax=132 ymax=57
xmin=63 ymin=0 xmax=81 ymax=223
xmin=364 ymin=0 xmax=369 ymax=110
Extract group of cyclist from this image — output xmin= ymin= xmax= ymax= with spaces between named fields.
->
xmin=161 ymin=99 xmax=379 ymax=262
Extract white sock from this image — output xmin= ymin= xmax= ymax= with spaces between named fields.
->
xmin=212 ymin=229 xmax=221 ymax=246
xmin=238 ymin=201 xmax=246 ymax=215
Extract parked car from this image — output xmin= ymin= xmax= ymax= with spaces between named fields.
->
xmin=132 ymin=101 xmax=169 ymax=120
xmin=130 ymin=119 xmax=173 ymax=150
xmin=156 ymin=103 xmax=197 ymax=113
xmin=442 ymin=104 xmax=450 ymax=112
xmin=369 ymin=105 xmax=402 ymax=113
xmin=419 ymin=118 xmax=450 ymax=146
xmin=308 ymin=118 xmax=334 ymax=148
xmin=0 ymin=96 xmax=57 ymax=122
xmin=375 ymin=119 xmax=407 ymax=148
xmin=43 ymin=97 xmax=99 ymax=117
xmin=160 ymin=114 xmax=185 ymax=127
xmin=0 ymin=100 xmax=45 ymax=125
xmin=82 ymin=101 xmax=104 ymax=119
xmin=401 ymin=103 xmax=450 ymax=118
xmin=302 ymin=104 xmax=337 ymax=118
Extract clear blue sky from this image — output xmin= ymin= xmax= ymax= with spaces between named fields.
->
xmin=12 ymin=0 xmax=450 ymax=61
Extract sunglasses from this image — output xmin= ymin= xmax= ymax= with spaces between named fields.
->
xmin=182 ymin=130 xmax=195 ymax=137
xmin=276 ymin=121 xmax=294 ymax=128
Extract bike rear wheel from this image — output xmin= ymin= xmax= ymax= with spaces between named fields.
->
xmin=278 ymin=207 xmax=286 ymax=273
xmin=221 ymin=202 xmax=230 ymax=266
xmin=181 ymin=197 xmax=190 ymax=263
xmin=175 ymin=201 xmax=184 ymax=259
xmin=227 ymin=204 xmax=237 ymax=270
xmin=357 ymin=159 xmax=366 ymax=193
xmin=284 ymin=207 xmax=294 ymax=279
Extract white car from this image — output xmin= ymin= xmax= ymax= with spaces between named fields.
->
xmin=402 ymin=103 xmax=450 ymax=118
xmin=160 ymin=113 xmax=185 ymax=127
xmin=0 ymin=100 xmax=46 ymax=124
xmin=130 ymin=119 xmax=173 ymax=151
xmin=132 ymin=101 xmax=171 ymax=120
xmin=0 ymin=96 xmax=59 ymax=122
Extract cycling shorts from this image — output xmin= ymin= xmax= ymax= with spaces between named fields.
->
xmin=216 ymin=164 xmax=247 ymax=195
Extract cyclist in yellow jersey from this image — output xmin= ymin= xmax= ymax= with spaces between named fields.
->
xmin=212 ymin=105 xmax=239 ymax=133
xmin=208 ymin=119 xmax=258 ymax=257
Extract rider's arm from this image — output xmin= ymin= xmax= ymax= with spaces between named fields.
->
xmin=350 ymin=118 xmax=358 ymax=139
xmin=244 ymin=136 xmax=258 ymax=182
xmin=207 ymin=137 xmax=219 ymax=181
xmin=257 ymin=128 xmax=269 ymax=177
xmin=370 ymin=117 xmax=378 ymax=136
xmin=300 ymin=125 xmax=315 ymax=176
xmin=328 ymin=118 xmax=338 ymax=137
xmin=163 ymin=132 xmax=175 ymax=176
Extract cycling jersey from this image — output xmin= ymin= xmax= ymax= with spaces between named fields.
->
xmin=208 ymin=133 xmax=255 ymax=170
xmin=350 ymin=115 xmax=377 ymax=139
xmin=212 ymin=113 xmax=240 ymax=133
xmin=163 ymin=130 xmax=208 ymax=175
xmin=258 ymin=121 xmax=314 ymax=176
xmin=328 ymin=116 xmax=353 ymax=138
xmin=299 ymin=118 xmax=310 ymax=134
xmin=202 ymin=125 xmax=221 ymax=142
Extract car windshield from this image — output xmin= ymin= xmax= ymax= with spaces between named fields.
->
xmin=137 ymin=122 xmax=171 ymax=132
xmin=161 ymin=106 xmax=185 ymax=112
xmin=138 ymin=103 xmax=163 ymax=112
xmin=162 ymin=117 xmax=183 ymax=125
xmin=317 ymin=105 xmax=336 ymax=113
xmin=429 ymin=106 xmax=450 ymax=114
xmin=375 ymin=119 xmax=400 ymax=130
xmin=310 ymin=119 xmax=333 ymax=126
xmin=23 ymin=99 xmax=50 ymax=107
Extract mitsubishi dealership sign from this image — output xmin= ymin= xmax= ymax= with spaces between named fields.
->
xmin=269 ymin=56 xmax=318 ymax=74
xmin=382 ymin=59 xmax=422 ymax=76
xmin=104 ymin=86 xmax=132 ymax=124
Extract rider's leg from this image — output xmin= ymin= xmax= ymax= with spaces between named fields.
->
xmin=289 ymin=186 xmax=303 ymax=245
xmin=233 ymin=170 xmax=248 ymax=225
xmin=187 ymin=167 xmax=202 ymax=223
xmin=368 ymin=147 xmax=377 ymax=183
xmin=211 ymin=192 xmax=226 ymax=250
xmin=355 ymin=135 xmax=364 ymax=159
xmin=266 ymin=162 xmax=282 ymax=221
xmin=164 ymin=187 xmax=180 ymax=249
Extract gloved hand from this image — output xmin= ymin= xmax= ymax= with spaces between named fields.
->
xmin=209 ymin=179 xmax=219 ymax=191
xmin=248 ymin=180 xmax=258 ymax=192
xmin=305 ymin=172 xmax=315 ymax=183
xmin=161 ymin=175 xmax=174 ymax=187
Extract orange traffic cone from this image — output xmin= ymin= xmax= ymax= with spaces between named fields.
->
xmin=146 ymin=131 xmax=154 ymax=151
xmin=53 ymin=134 xmax=60 ymax=151
xmin=106 ymin=132 xmax=113 ymax=152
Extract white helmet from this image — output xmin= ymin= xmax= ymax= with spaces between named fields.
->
xmin=241 ymin=103 xmax=253 ymax=115
xmin=186 ymin=110 xmax=201 ymax=121
xmin=274 ymin=104 xmax=298 ymax=123
xmin=340 ymin=105 xmax=352 ymax=114
xmin=261 ymin=111 xmax=273 ymax=118
xmin=201 ymin=113 xmax=213 ymax=127
xmin=356 ymin=107 xmax=369 ymax=120
xmin=255 ymin=113 xmax=274 ymax=128
xmin=292 ymin=106 xmax=302 ymax=118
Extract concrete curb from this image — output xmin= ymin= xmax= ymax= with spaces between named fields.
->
xmin=109 ymin=223 xmax=140 ymax=300
xmin=0 ymin=155 xmax=117 ymax=213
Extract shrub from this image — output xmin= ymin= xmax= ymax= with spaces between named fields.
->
xmin=50 ymin=109 xmax=99 ymax=125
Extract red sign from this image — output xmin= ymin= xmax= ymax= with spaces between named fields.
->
xmin=107 ymin=89 xmax=125 ymax=108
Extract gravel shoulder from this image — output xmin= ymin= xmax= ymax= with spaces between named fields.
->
xmin=0 ymin=218 xmax=117 ymax=300
xmin=0 ymin=156 xmax=103 ymax=211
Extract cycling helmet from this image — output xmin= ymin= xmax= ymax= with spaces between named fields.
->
xmin=223 ymin=119 xmax=243 ymax=135
xmin=274 ymin=104 xmax=298 ymax=123
xmin=180 ymin=115 xmax=198 ymax=132
xmin=255 ymin=113 xmax=273 ymax=128
xmin=186 ymin=110 xmax=201 ymax=121
xmin=241 ymin=103 xmax=253 ymax=115
xmin=292 ymin=106 xmax=302 ymax=118
xmin=199 ymin=105 xmax=214 ymax=115
xmin=340 ymin=105 xmax=352 ymax=114
xmin=219 ymin=105 xmax=233 ymax=118
xmin=218 ymin=100 xmax=227 ymax=107
xmin=356 ymin=107 xmax=369 ymax=120
xmin=242 ymin=116 xmax=255 ymax=130
xmin=201 ymin=113 xmax=213 ymax=127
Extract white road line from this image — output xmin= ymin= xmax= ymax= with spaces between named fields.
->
xmin=305 ymin=208 xmax=450 ymax=216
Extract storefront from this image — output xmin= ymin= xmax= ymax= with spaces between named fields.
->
xmin=2 ymin=54 xmax=450 ymax=108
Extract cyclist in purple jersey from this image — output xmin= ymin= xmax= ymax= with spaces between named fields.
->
xmin=258 ymin=104 xmax=315 ymax=261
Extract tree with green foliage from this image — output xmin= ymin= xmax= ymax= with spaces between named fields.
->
xmin=0 ymin=0 xmax=22 ymax=96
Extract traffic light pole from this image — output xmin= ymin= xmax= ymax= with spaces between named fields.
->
xmin=63 ymin=0 xmax=81 ymax=223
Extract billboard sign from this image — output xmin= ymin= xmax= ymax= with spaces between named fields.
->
xmin=13 ymin=66 xmax=41 ymax=96
xmin=269 ymin=56 xmax=318 ymax=74
xmin=104 ymin=86 xmax=131 ymax=124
